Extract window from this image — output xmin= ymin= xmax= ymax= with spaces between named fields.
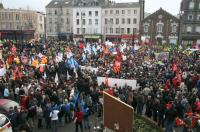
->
xmin=197 ymin=14 xmax=200 ymax=20
xmin=110 ymin=10 xmax=113 ymax=14
xmin=76 ymin=12 xmax=79 ymax=17
xmin=66 ymin=9 xmax=69 ymax=15
xmin=196 ymin=26 xmax=200 ymax=33
xmin=89 ymin=19 xmax=92 ymax=25
xmin=110 ymin=28 xmax=113 ymax=34
xmin=133 ymin=18 xmax=137 ymax=24
xmin=189 ymin=1 xmax=194 ymax=9
xmin=83 ymin=28 xmax=86 ymax=34
xmin=16 ymin=14 xmax=19 ymax=20
xmin=116 ymin=28 xmax=120 ymax=34
xmin=95 ymin=19 xmax=98 ymax=25
xmin=127 ymin=18 xmax=131 ymax=24
xmin=89 ymin=11 xmax=92 ymax=16
xmin=76 ymin=19 xmax=79 ymax=25
xmin=82 ymin=19 xmax=86 ymax=25
xmin=82 ymin=12 xmax=85 ymax=17
xmin=199 ymin=2 xmax=200 ymax=9
xmin=95 ymin=11 xmax=98 ymax=16
xmin=66 ymin=18 xmax=70 ymax=24
xmin=157 ymin=24 xmax=163 ymax=33
xmin=116 ymin=18 xmax=119 ymax=24
xmin=127 ymin=28 xmax=130 ymax=34
xmin=110 ymin=18 xmax=113 ymax=24
xmin=133 ymin=28 xmax=137 ymax=33
xmin=55 ymin=10 xmax=57 ymax=15
xmin=134 ymin=10 xmax=137 ymax=14
xmin=105 ymin=18 xmax=108 ymax=24
xmin=105 ymin=10 xmax=108 ymax=14
xmin=121 ymin=28 xmax=125 ymax=34
xmin=186 ymin=25 xmax=192 ymax=32
xmin=128 ymin=10 xmax=131 ymax=14
xmin=77 ymin=28 xmax=80 ymax=34
xmin=122 ymin=18 xmax=125 ymax=24
xmin=122 ymin=10 xmax=125 ymax=14
xmin=144 ymin=25 xmax=149 ymax=33
xmin=116 ymin=10 xmax=119 ymax=14
xmin=172 ymin=25 xmax=177 ymax=33
xmin=188 ymin=14 xmax=193 ymax=20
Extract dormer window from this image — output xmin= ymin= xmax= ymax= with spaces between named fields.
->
xmin=54 ymin=2 xmax=58 ymax=5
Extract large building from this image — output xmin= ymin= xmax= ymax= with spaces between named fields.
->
xmin=0 ymin=2 xmax=45 ymax=41
xmin=46 ymin=0 xmax=73 ymax=40
xmin=140 ymin=8 xmax=179 ymax=44
xmin=46 ymin=0 xmax=144 ymax=42
xmin=73 ymin=0 xmax=105 ymax=42
xmin=102 ymin=1 xmax=142 ymax=43
xmin=180 ymin=0 xmax=200 ymax=46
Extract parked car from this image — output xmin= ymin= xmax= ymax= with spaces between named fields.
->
xmin=0 ymin=113 xmax=12 ymax=132
xmin=0 ymin=99 xmax=20 ymax=114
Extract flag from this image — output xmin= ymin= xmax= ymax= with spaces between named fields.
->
xmin=113 ymin=61 xmax=121 ymax=74
xmin=172 ymin=62 xmax=178 ymax=72
xmin=79 ymin=43 xmax=85 ymax=49
xmin=54 ymin=73 xmax=59 ymax=85
xmin=11 ymin=45 xmax=17 ymax=54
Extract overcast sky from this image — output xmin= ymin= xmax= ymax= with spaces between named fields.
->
xmin=1 ymin=0 xmax=181 ymax=15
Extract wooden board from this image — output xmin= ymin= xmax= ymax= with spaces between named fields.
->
xmin=103 ymin=92 xmax=134 ymax=132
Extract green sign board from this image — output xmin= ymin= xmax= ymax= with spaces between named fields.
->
xmin=84 ymin=35 xmax=100 ymax=39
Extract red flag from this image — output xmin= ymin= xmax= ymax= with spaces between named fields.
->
xmin=113 ymin=61 xmax=121 ymax=74
xmin=79 ymin=43 xmax=85 ymax=49
xmin=172 ymin=62 xmax=178 ymax=72
xmin=11 ymin=45 xmax=17 ymax=53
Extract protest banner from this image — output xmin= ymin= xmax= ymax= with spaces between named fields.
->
xmin=103 ymin=91 xmax=134 ymax=132
xmin=97 ymin=77 xmax=137 ymax=89
xmin=80 ymin=66 xmax=98 ymax=73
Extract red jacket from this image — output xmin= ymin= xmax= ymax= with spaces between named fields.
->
xmin=75 ymin=111 xmax=84 ymax=123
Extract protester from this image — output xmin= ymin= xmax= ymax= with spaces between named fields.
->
xmin=0 ymin=39 xmax=199 ymax=132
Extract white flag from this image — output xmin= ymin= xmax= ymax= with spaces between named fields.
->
xmin=54 ymin=73 xmax=59 ymax=85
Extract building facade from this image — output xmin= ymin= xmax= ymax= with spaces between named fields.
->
xmin=102 ymin=2 xmax=142 ymax=43
xmin=180 ymin=0 xmax=200 ymax=46
xmin=140 ymin=8 xmax=179 ymax=44
xmin=46 ymin=0 xmax=73 ymax=40
xmin=45 ymin=0 xmax=144 ymax=42
xmin=73 ymin=0 xmax=104 ymax=42
xmin=0 ymin=3 xmax=45 ymax=41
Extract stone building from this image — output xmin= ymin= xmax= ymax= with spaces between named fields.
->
xmin=180 ymin=0 xmax=200 ymax=46
xmin=0 ymin=2 xmax=45 ymax=41
xmin=46 ymin=0 xmax=73 ymax=40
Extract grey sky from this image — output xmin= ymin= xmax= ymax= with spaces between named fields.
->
xmin=1 ymin=0 xmax=181 ymax=15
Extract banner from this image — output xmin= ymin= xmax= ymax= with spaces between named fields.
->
xmin=97 ymin=77 xmax=137 ymax=89
xmin=81 ymin=66 xmax=98 ymax=73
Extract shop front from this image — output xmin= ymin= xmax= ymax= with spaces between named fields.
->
xmin=73 ymin=34 xmax=84 ymax=42
xmin=121 ymin=34 xmax=139 ymax=44
xmin=0 ymin=30 xmax=35 ymax=41
xmin=84 ymin=35 xmax=102 ymax=43
xmin=105 ymin=35 xmax=121 ymax=42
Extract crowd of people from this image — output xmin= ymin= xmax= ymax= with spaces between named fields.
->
xmin=0 ymin=39 xmax=199 ymax=132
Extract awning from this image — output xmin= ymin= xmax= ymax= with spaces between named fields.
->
xmin=84 ymin=35 xmax=101 ymax=39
